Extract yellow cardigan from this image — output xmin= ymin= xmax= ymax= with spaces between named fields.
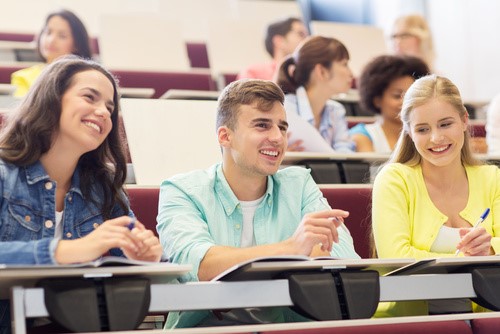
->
xmin=11 ymin=64 xmax=45 ymax=97
xmin=372 ymin=162 xmax=500 ymax=316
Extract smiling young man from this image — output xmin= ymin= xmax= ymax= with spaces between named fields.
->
xmin=157 ymin=79 xmax=359 ymax=328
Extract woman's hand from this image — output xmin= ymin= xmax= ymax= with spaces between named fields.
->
xmin=55 ymin=216 xmax=161 ymax=264
xmin=456 ymin=227 xmax=493 ymax=256
xmin=123 ymin=220 xmax=162 ymax=262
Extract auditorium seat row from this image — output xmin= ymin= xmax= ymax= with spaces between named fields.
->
xmin=126 ymin=185 xmax=500 ymax=332
xmin=126 ymin=185 xmax=373 ymax=259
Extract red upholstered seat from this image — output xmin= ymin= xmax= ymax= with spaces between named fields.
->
xmin=320 ymin=186 xmax=373 ymax=258
xmin=186 ymin=42 xmax=210 ymax=69
xmin=0 ymin=32 xmax=35 ymax=42
xmin=126 ymin=186 xmax=373 ymax=258
xmin=111 ymin=70 xmax=216 ymax=98
xmin=470 ymin=317 xmax=500 ymax=334
xmin=0 ymin=65 xmax=27 ymax=83
xmin=127 ymin=187 xmax=160 ymax=236
xmin=260 ymin=320 xmax=473 ymax=334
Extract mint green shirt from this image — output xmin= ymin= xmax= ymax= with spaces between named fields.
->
xmin=157 ymin=163 xmax=359 ymax=328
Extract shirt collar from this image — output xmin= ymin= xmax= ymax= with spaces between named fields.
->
xmin=214 ymin=163 xmax=274 ymax=216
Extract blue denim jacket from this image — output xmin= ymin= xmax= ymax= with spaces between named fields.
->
xmin=0 ymin=159 xmax=132 ymax=265
xmin=0 ymin=159 xmax=133 ymax=332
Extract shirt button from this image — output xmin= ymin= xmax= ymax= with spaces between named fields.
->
xmin=235 ymin=224 xmax=241 ymax=229
xmin=93 ymin=223 xmax=99 ymax=229
xmin=25 ymin=215 xmax=31 ymax=222
xmin=66 ymin=232 xmax=72 ymax=238
xmin=68 ymin=195 xmax=72 ymax=202
xmin=45 ymin=182 xmax=53 ymax=190
xmin=45 ymin=220 xmax=54 ymax=228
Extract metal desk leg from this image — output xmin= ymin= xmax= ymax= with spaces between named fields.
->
xmin=11 ymin=287 xmax=26 ymax=334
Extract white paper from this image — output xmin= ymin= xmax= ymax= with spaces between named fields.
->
xmin=286 ymin=110 xmax=335 ymax=153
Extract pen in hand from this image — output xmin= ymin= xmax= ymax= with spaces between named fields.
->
xmin=127 ymin=218 xmax=136 ymax=231
xmin=454 ymin=208 xmax=490 ymax=256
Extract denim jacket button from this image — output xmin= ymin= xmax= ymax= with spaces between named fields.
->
xmin=66 ymin=232 xmax=72 ymax=238
xmin=45 ymin=182 xmax=53 ymax=190
xmin=44 ymin=220 xmax=54 ymax=228
xmin=93 ymin=223 xmax=99 ymax=229
xmin=25 ymin=215 xmax=31 ymax=222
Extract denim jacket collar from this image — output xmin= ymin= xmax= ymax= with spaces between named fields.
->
xmin=24 ymin=161 xmax=83 ymax=197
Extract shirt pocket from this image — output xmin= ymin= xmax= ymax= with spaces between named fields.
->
xmin=74 ymin=211 xmax=104 ymax=238
xmin=3 ymin=202 xmax=43 ymax=241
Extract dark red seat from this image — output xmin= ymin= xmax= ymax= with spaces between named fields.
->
xmin=260 ymin=319 xmax=472 ymax=334
xmin=127 ymin=187 xmax=160 ymax=236
xmin=470 ymin=317 xmax=500 ymax=334
xmin=126 ymin=186 xmax=373 ymax=258
xmin=186 ymin=42 xmax=210 ymax=69
xmin=0 ymin=65 xmax=27 ymax=83
xmin=0 ymin=32 xmax=35 ymax=42
xmin=111 ymin=70 xmax=217 ymax=98
xmin=320 ymin=186 xmax=373 ymax=258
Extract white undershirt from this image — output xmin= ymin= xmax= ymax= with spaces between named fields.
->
xmin=54 ymin=211 xmax=63 ymax=239
xmin=430 ymin=225 xmax=461 ymax=253
xmin=239 ymin=196 xmax=264 ymax=247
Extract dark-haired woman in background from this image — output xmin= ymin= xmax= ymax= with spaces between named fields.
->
xmin=350 ymin=55 xmax=429 ymax=153
xmin=276 ymin=36 xmax=355 ymax=152
xmin=11 ymin=9 xmax=92 ymax=97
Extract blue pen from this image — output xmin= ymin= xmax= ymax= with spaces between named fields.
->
xmin=127 ymin=218 xmax=136 ymax=231
xmin=454 ymin=208 xmax=490 ymax=256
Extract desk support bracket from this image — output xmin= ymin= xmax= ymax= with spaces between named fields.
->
xmin=285 ymin=270 xmax=379 ymax=321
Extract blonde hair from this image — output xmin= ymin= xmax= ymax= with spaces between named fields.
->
xmin=389 ymin=74 xmax=481 ymax=166
xmin=392 ymin=14 xmax=435 ymax=70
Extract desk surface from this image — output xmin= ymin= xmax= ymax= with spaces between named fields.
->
xmin=215 ymin=257 xmax=414 ymax=282
xmin=0 ymin=83 xmax=15 ymax=95
xmin=283 ymin=152 xmax=390 ymax=164
xmin=160 ymin=89 xmax=220 ymax=100
xmin=0 ymin=262 xmax=190 ymax=298
xmin=120 ymin=87 xmax=155 ymax=98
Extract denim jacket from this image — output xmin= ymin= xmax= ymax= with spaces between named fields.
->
xmin=0 ymin=159 xmax=132 ymax=265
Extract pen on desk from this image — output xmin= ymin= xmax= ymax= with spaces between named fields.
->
xmin=454 ymin=208 xmax=490 ymax=256
xmin=127 ymin=218 xmax=136 ymax=231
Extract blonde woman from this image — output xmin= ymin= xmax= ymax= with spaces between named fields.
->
xmin=372 ymin=75 xmax=499 ymax=316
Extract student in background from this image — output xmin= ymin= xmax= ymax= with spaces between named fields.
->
xmin=0 ymin=56 xmax=162 ymax=332
xmin=11 ymin=9 xmax=92 ymax=97
xmin=276 ymin=36 xmax=355 ymax=152
xmin=390 ymin=14 xmax=435 ymax=71
xmin=372 ymin=75 xmax=499 ymax=317
xmin=237 ymin=17 xmax=308 ymax=81
xmin=350 ymin=55 xmax=429 ymax=152
xmin=157 ymin=79 xmax=359 ymax=328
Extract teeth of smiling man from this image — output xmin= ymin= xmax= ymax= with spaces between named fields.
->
xmin=83 ymin=121 xmax=101 ymax=133
xmin=431 ymin=146 xmax=448 ymax=152
xmin=261 ymin=150 xmax=278 ymax=157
